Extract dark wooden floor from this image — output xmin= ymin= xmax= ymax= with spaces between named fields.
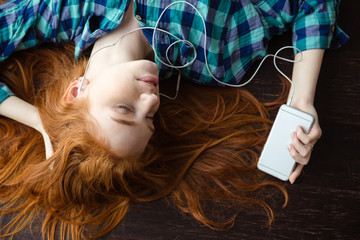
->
xmin=103 ymin=1 xmax=360 ymax=239
xmin=5 ymin=1 xmax=360 ymax=239
xmin=103 ymin=2 xmax=359 ymax=240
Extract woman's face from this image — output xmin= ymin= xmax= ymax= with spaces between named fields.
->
xmin=84 ymin=60 xmax=160 ymax=157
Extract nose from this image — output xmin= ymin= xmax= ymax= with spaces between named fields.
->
xmin=139 ymin=93 xmax=159 ymax=116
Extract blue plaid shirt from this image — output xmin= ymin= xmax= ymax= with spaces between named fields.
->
xmin=0 ymin=0 xmax=349 ymax=103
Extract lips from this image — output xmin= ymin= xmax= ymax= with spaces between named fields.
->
xmin=138 ymin=76 xmax=159 ymax=87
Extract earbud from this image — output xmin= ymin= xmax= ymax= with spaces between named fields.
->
xmin=77 ymin=76 xmax=86 ymax=95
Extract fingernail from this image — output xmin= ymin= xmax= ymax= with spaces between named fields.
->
xmin=290 ymin=177 xmax=296 ymax=184
xmin=287 ymin=144 xmax=292 ymax=151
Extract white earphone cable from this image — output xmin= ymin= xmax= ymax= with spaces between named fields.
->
xmin=79 ymin=1 xmax=302 ymax=104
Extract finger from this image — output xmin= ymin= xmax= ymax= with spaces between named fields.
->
xmin=288 ymin=143 xmax=310 ymax=166
xmin=297 ymin=124 xmax=322 ymax=144
xmin=43 ymin=133 xmax=54 ymax=160
xmin=289 ymin=164 xmax=304 ymax=184
xmin=296 ymin=126 xmax=312 ymax=145
xmin=291 ymin=132 xmax=312 ymax=159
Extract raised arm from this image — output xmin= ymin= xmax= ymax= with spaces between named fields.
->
xmin=0 ymin=0 xmax=125 ymax=61
xmin=0 ymin=96 xmax=53 ymax=159
xmin=287 ymin=49 xmax=324 ymax=183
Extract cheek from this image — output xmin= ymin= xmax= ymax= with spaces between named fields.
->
xmin=87 ymin=84 xmax=118 ymax=109
xmin=100 ymin=83 xmax=138 ymax=104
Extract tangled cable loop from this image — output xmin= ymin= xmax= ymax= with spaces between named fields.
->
xmin=79 ymin=1 xmax=302 ymax=103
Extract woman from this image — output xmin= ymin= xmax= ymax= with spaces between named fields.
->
xmin=0 ymin=0 xmax=348 ymax=239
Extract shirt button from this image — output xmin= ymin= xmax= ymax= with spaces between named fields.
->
xmin=331 ymin=25 xmax=335 ymax=33
xmin=135 ymin=15 xmax=142 ymax=21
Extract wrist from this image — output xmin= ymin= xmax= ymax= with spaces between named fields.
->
xmin=290 ymin=95 xmax=314 ymax=108
xmin=33 ymin=108 xmax=45 ymax=133
xmin=290 ymin=100 xmax=314 ymax=114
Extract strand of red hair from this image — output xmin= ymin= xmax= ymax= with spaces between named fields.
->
xmin=0 ymin=43 xmax=289 ymax=239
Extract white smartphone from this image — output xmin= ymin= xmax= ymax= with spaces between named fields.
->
xmin=257 ymin=104 xmax=314 ymax=181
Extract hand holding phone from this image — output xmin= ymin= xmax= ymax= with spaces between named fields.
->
xmin=257 ymin=104 xmax=314 ymax=181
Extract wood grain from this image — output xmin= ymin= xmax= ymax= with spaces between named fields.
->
xmin=3 ymin=1 xmax=359 ymax=239
xmin=103 ymin=1 xmax=360 ymax=239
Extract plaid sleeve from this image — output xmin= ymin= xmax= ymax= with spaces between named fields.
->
xmin=0 ymin=0 xmax=43 ymax=61
xmin=0 ymin=0 xmax=125 ymax=61
xmin=292 ymin=0 xmax=349 ymax=51
xmin=0 ymin=82 xmax=14 ymax=103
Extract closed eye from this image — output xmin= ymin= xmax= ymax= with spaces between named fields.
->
xmin=118 ymin=105 xmax=134 ymax=112
xmin=117 ymin=105 xmax=154 ymax=125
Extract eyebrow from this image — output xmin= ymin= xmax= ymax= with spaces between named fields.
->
xmin=110 ymin=117 xmax=154 ymax=132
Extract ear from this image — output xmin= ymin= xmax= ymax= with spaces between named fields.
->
xmin=63 ymin=78 xmax=89 ymax=103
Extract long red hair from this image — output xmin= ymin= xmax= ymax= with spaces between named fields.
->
xmin=0 ymin=43 xmax=288 ymax=239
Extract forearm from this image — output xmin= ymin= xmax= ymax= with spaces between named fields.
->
xmin=0 ymin=96 xmax=54 ymax=159
xmin=287 ymin=49 xmax=324 ymax=183
xmin=289 ymin=49 xmax=325 ymax=107
xmin=0 ymin=96 xmax=43 ymax=132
